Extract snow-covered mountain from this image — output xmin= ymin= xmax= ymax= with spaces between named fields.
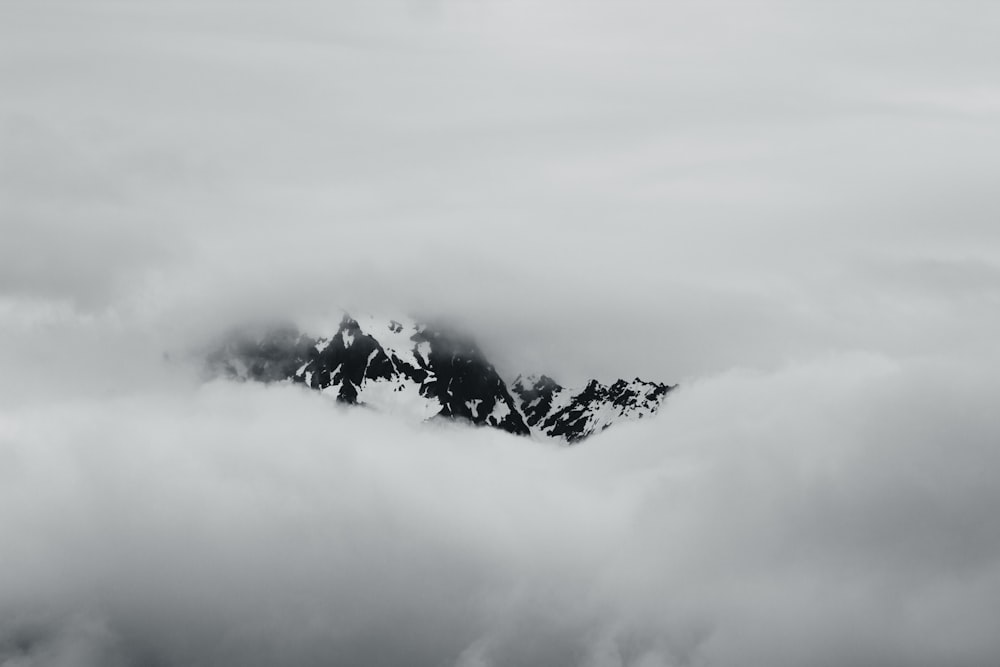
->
xmin=511 ymin=374 xmax=672 ymax=443
xmin=207 ymin=314 xmax=674 ymax=443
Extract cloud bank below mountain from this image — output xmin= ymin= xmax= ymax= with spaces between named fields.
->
xmin=2 ymin=346 xmax=998 ymax=666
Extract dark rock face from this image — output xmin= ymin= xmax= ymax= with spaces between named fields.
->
xmin=208 ymin=314 xmax=673 ymax=443
xmin=298 ymin=316 xmax=399 ymax=404
xmin=513 ymin=376 xmax=674 ymax=443
xmin=510 ymin=374 xmax=563 ymax=428
xmin=409 ymin=326 xmax=529 ymax=435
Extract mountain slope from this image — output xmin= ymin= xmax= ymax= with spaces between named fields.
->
xmin=208 ymin=314 xmax=674 ymax=443
xmin=511 ymin=375 xmax=672 ymax=443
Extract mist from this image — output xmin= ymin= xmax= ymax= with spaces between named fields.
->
xmin=3 ymin=351 xmax=999 ymax=666
xmin=3 ymin=0 xmax=1000 ymax=665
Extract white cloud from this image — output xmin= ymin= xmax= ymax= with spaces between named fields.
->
xmin=2 ymin=0 xmax=999 ymax=664
xmin=1 ymin=348 xmax=999 ymax=666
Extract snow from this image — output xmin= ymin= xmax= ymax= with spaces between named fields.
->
xmin=355 ymin=315 xmax=423 ymax=370
xmin=362 ymin=348 xmax=379 ymax=378
xmin=489 ymin=397 xmax=511 ymax=424
xmin=314 ymin=338 xmax=330 ymax=353
xmin=415 ymin=341 xmax=431 ymax=365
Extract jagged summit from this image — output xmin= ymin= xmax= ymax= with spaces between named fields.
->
xmin=208 ymin=313 xmax=674 ymax=443
xmin=512 ymin=375 xmax=671 ymax=443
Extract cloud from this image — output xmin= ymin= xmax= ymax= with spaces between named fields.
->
xmin=3 ymin=0 xmax=1000 ymax=382
xmin=2 ymin=1 xmax=1000 ymax=665
xmin=1 ymin=347 xmax=999 ymax=666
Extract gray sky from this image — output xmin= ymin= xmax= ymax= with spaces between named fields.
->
xmin=3 ymin=0 xmax=999 ymax=383
xmin=2 ymin=1 xmax=1000 ymax=665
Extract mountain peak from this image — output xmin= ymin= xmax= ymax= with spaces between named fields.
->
xmin=208 ymin=313 xmax=674 ymax=443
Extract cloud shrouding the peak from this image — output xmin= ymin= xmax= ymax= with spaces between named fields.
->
xmin=2 ymin=0 xmax=1000 ymax=665
xmin=3 ymin=0 xmax=999 ymax=381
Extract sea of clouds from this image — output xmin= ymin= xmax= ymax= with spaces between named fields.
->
xmin=3 ymin=1 xmax=1000 ymax=665
xmin=2 ymin=344 xmax=999 ymax=666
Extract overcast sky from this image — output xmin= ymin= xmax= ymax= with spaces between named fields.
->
xmin=2 ymin=1 xmax=1000 ymax=666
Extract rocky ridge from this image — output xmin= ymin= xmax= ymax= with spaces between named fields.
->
xmin=207 ymin=314 xmax=674 ymax=443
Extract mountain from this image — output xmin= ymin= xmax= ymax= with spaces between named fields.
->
xmin=511 ymin=374 xmax=672 ymax=443
xmin=207 ymin=314 xmax=674 ymax=443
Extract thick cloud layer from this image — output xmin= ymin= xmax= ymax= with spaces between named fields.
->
xmin=2 ymin=352 xmax=999 ymax=666
xmin=2 ymin=0 xmax=1000 ymax=665
xmin=4 ymin=0 xmax=1000 ymax=381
